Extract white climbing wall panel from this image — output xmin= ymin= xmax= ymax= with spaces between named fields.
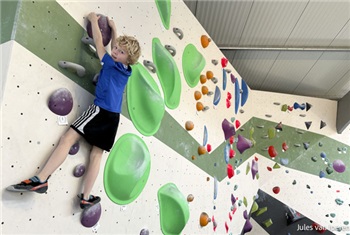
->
xmin=1 ymin=0 xmax=349 ymax=234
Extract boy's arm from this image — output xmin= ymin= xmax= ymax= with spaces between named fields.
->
xmin=108 ymin=18 xmax=117 ymax=51
xmin=87 ymin=12 xmax=106 ymax=61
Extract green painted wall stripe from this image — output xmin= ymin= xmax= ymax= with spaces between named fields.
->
xmin=1 ymin=0 xmax=20 ymax=44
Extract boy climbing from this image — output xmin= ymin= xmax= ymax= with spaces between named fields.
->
xmin=7 ymin=12 xmax=141 ymax=209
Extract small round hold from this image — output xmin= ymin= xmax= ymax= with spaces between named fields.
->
xmin=69 ymin=142 xmax=80 ymax=155
xmin=73 ymin=163 xmax=86 ymax=177
xmin=201 ymin=86 xmax=209 ymax=95
xmin=196 ymin=102 xmax=204 ymax=111
xmin=185 ymin=121 xmax=194 ymax=131
xmin=206 ymin=71 xmax=214 ymax=79
xmin=198 ymin=146 xmax=206 ymax=155
xmin=187 ymin=194 xmax=194 ymax=202
xmin=140 ymin=228 xmax=150 ymax=235
xmin=194 ymin=91 xmax=202 ymax=100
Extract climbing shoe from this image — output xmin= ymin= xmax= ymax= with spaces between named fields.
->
xmin=78 ymin=194 xmax=101 ymax=209
xmin=6 ymin=175 xmax=50 ymax=194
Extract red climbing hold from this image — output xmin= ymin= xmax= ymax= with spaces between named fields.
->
xmin=235 ymin=120 xmax=241 ymax=129
xmin=272 ymin=186 xmax=280 ymax=194
xmin=221 ymin=57 xmax=228 ymax=68
xmin=229 ymin=136 xmax=234 ymax=145
xmin=207 ymin=144 xmax=212 ymax=153
xmin=226 ymin=98 xmax=231 ymax=108
xmin=268 ymin=146 xmax=278 ymax=158
xmin=229 ymin=149 xmax=235 ymax=158
xmin=227 ymin=164 xmax=234 ymax=178
xmin=282 ymin=142 xmax=289 ymax=152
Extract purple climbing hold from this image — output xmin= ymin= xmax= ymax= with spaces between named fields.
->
xmin=237 ymin=134 xmax=253 ymax=154
xmin=86 ymin=14 xmax=112 ymax=47
xmin=140 ymin=228 xmax=150 ymax=235
xmin=81 ymin=203 xmax=101 ymax=227
xmin=73 ymin=163 xmax=86 ymax=177
xmin=69 ymin=142 xmax=80 ymax=155
xmin=48 ymin=88 xmax=73 ymax=116
xmin=243 ymin=219 xmax=253 ymax=233
xmin=243 ymin=210 xmax=248 ymax=219
xmin=333 ymin=159 xmax=346 ymax=173
xmin=230 ymin=73 xmax=236 ymax=84
xmin=251 ymin=159 xmax=258 ymax=180
xmin=231 ymin=193 xmax=236 ymax=205
xmin=222 ymin=118 xmax=236 ymax=140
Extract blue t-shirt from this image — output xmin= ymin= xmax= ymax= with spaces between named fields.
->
xmin=94 ymin=53 xmax=132 ymax=113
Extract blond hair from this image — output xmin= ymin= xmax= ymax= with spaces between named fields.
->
xmin=116 ymin=35 xmax=141 ymax=65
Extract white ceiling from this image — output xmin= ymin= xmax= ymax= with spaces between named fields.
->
xmin=184 ymin=0 xmax=350 ymax=101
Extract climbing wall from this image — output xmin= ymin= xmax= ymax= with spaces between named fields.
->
xmin=1 ymin=0 xmax=349 ymax=234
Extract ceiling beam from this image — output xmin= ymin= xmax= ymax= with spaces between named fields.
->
xmin=219 ymin=46 xmax=350 ymax=51
xmin=336 ymin=90 xmax=350 ymax=134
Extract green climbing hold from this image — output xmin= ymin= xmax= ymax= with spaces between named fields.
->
xmin=335 ymin=198 xmax=343 ymax=205
xmin=268 ymin=127 xmax=276 ymax=139
xmin=311 ymin=156 xmax=317 ymax=162
xmin=157 ymin=183 xmax=189 ymax=235
xmin=155 ymin=0 xmax=171 ymax=29
xmin=152 ymin=37 xmax=181 ymax=109
xmin=243 ymin=197 xmax=248 ymax=207
xmin=281 ymin=104 xmax=288 ymax=112
xmin=246 ymin=162 xmax=250 ymax=175
xmin=262 ymin=218 xmax=273 ymax=228
xmin=273 ymin=163 xmax=281 ymax=169
xmin=251 ymin=201 xmax=259 ymax=214
xmin=127 ymin=63 xmax=165 ymax=136
xmin=182 ymin=44 xmax=206 ymax=88
xmin=255 ymin=207 xmax=267 ymax=216
xmin=104 ymin=134 xmax=151 ymax=205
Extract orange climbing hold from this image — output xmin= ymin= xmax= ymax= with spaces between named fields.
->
xmin=200 ymin=74 xmax=207 ymax=84
xmin=198 ymin=146 xmax=207 ymax=155
xmin=206 ymin=71 xmax=214 ymax=79
xmin=201 ymin=35 xmax=211 ymax=48
xmin=185 ymin=121 xmax=194 ymax=131
xmin=201 ymin=86 xmax=209 ymax=95
xmin=196 ymin=102 xmax=204 ymax=111
xmin=194 ymin=91 xmax=202 ymax=100
xmin=199 ymin=212 xmax=211 ymax=227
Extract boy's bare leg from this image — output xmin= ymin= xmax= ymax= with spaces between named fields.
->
xmin=37 ymin=128 xmax=81 ymax=181
xmin=82 ymin=146 xmax=104 ymax=199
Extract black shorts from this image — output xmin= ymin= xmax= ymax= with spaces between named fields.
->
xmin=71 ymin=104 xmax=120 ymax=152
